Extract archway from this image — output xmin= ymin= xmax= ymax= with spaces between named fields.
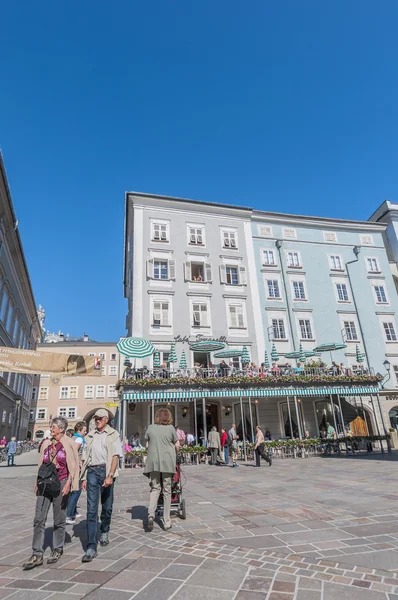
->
xmin=83 ymin=408 xmax=115 ymax=431
xmin=26 ymin=431 xmax=32 ymax=441
xmin=389 ymin=406 xmax=398 ymax=431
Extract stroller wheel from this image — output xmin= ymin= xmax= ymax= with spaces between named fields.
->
xmin=180 ymin=498 xmax=186 ymax=520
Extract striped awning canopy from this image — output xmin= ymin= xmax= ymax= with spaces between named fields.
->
xmin=189 ymin=340 xmax=226 ymax=352
xmin=117 ymin=337 xmax=155 ymax=358
xmin=123 ymin=385 xmax=379 ymax=402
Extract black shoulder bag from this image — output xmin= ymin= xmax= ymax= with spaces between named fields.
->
xmin=37 ymin=445 xmax=61 ymax=500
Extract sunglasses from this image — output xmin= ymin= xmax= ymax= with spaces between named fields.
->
xmin=94 ymin=416 xmax=106 ymax=420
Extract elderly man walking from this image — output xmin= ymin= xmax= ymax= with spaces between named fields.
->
xmin=80 ymin=409 xmax=122 ymax=563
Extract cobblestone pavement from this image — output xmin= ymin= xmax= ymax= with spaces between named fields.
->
xmin=1 ymin=450 xmax=398 ymax=599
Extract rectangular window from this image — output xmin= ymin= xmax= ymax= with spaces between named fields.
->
xmin=37 ymin=408 xmax=46 ymax=420
xmin=162 ymin=352 xmax=170 ymax=364
xmin=152 ymin=223 xmax=168 ymax=242
xmin=153 ymin=260 xmax=168 ymax=280
xmin=293 ymin=281 xmax=306 ymax=299
xmin=153 ymin=301 xmax=169 ymax=326
xmin=60 ymin=386 xmax=68 ymax=399
xmin=226 ymin=266 xmax=239 ymax=285
xmin=99 ymin=353 xmax=106 ymax=360
xmin=85 ymin=385 xmax=94 ymax=399
xmin=336 ymin=283 xmax=349 ymax=302
xmin=59 ymin=407 xmax=67 ymax=417
xmin=110 ymin=353 xmax=117 ymax=361
xmin=6 ymin=302 xmax=14 ymax=334
xmin=262 ymin=250 xmax=276 ymax=265
xmin=344 ymin=321 xmax=358 ymax=341
xmin=101 ymin=366 xmax=106 ymax=376
xmin=272 ymin=319 xmax=286 ymax=339
xmin=69 ymin=386 xmax=77 ymax=399
xmin=68 ymin=407 xmax=76 ymax=419
xmin=12 ymin=315 xmax=20 ymax=344
xmin=324 ymin=231 xmax=338 ymax=243
xmin=360 ymin=234 xmax=373 ymax=245
xmin=96 ymin=385 xmax=105 ymax=398
xmin=29 ymin=409 xmax=35 ymax=421
xmin=109 ymin=365 xmax=117 ymax=376
xmin=267 ymin=280 xmax=280 ymax=298
xmin=374 ymin=285 xmax=387 ymax=303
xmin=32 ymin=387 xmax=37 ymax=401
xmin=299 ymin=319 xmax=313 ymax=339
xmin=286 ymin=252 xmax=301 ymax=267
xmin=1 ymin=410 xmax=6 ymax=423
xmin=39 ymin=387 xmax=48 ymax=401
xmin=189 ymin=227 xmax=204 ymax=245
xmin=229 ymin=304 xmax=245 ymax=328
xmin=0 ymin=288 xmax=9 ymax=323
xmin=192 ymin=303 xmax=208 ymax=326
xmin=108 ymin=384 xmax=116 ymax=398
xmin=367 ymin=258 xmax=380 ymax=272
xmin=330 ymin=255 xmax=343 ymax=270
xmin=283 ymin=228 xmax=297 ymax=239
xmin=383 ymin=322 xmax=397 ymax=341
xmin=223 ymin=231 xmax=237 ymax=248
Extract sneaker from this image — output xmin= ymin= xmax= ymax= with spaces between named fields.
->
xmin=268 ymin=457 xmax=273 ymax=467
xmin=47 ymin=548 xmax=63 ymax=564
xmin=147 ymin=516 xmax=154 ymax=532
xmin=66 ymin=518 xmax=76 ymax=525
xmin=23 ymin=554 xmax=43 ymax=570
xmin=82 ymin=549 xmax=98 ymax=563
xmin=75 ymin=513 xmax=82 ymax=519
xmin=99 ymin=532 xmax=109 ymax=547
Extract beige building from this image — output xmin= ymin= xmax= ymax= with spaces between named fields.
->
xmin=30 ymin=340 xmax=122 ymax=440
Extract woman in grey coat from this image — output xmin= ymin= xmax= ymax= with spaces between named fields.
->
xmin=144 ymin=408 xmax=180 ymax=531
xmin=207 ymin=426 xmax=221 ymax=465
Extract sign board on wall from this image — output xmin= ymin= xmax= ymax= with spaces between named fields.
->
xmin=0 ymin=346 xmax=102 ymax=376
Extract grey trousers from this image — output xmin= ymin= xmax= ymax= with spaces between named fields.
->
xmin=147 ymin=472 xmax=173 ymax=528
xmin=32 ymin=479 xmax=69 ymax=556
xmin=210 ymin=447 xmax=218 ymax=464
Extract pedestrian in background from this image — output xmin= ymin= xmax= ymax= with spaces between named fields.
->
xmin=254 ymin=426 xmax=272 ymax=468
xmin=220 ymin=428 xmax=229 ymax=465
xmin=80 ymin=409 xmax=122 ymax=563
xmin=66 ymin=421 xmax=87 ymax=524
xmin=7 ymin=437 xmax=17 ymax=466
xmin=208 ymin=426 xmax=221 ymax=465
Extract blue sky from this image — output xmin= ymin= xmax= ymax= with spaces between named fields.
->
xmin=1 ymin=1 xmax=397 ymax=340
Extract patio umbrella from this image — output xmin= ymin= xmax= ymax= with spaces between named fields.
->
xmin=213 ymin=349 xmax=243 ymax=358
xmin=271 ymin=344 xmax=279 ymax=362
xmin=241 ymin=345 xmax=250 ymax=364
xmin=117 ymin=337 xmax=155 ymax=358
xmin=313 ymin=342 xmax=347 ymax=364
xmin=168 ymin=343 xmax=178 ymax=364
xmin=299 ymin=344 xmax=307 ymax=364
xmin=189 ymin=340 xmax=226 ymax=352
xmin=153 ymin=350 xmax=161 ymax=368
xmin=356 ymin=345 xmax=364 ymax=363
xmin=179 ymin=350 xmax=187 ymax=368
xmin=264 ymin=351 xmax=270 ymax=368
xmin=284 ymin=349 xmax=317 ymax=359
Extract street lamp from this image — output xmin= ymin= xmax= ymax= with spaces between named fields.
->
xmin=381 ymin=360 xmax=391 ymax=389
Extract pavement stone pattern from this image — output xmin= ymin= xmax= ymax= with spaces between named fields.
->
xmin=1 ymin=450 xmax=398 ymax=598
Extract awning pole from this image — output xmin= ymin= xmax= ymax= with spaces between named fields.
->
xmin=330 ymin=394 xmax=338 ymax=434
xmin=248 ymin=396 xmax=255 ymax=443
xmin=337 ymin=394 xmax=344 ymax=435
xmin=194 ymin=397 xmax=198 ymax=444
xmin=294 ymin=395 xmax=302 ymax=439
xmin=370 ymin=395 xmax=384 ymax=453
xmin=151 ymin=399 xmax=155 ymax=424
xmin=240 ymin=396 xmax=247 ymax=462
xmin=286 ymin=396 xmax=293 ymax=439
xmin=376 ymin=392 xmax=391 ymax=453
xmin=202 ymin=397 xmax=207 ymax=447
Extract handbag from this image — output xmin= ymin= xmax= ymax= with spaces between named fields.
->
xmin=37 ymin=444 xmax=61 ymax=500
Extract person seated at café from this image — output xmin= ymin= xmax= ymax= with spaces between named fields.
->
xmin=186 ymin=432 xmax=195 ymax=446
xmin=219 ymin=360 xmax=229 ymax=377
xmin=339 ymin=363 xmax=347 ymax=375
xmin=265 ymin=430 xmax=272 ymax=440
xmin=228 ymin=361 xmax=236 ymax=376
xmin=249 ymin=362 xmax=258 ymax=375
xmin=294 ymin=362 xmax=304 ymax=374
xmin=331 ymin=362 xmax=340 ymax=375
xmin=271 ymin=362 xmax=281 ymax=375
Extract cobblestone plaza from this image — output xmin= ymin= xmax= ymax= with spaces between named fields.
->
xmin=1 ymin=452 xmax=398 ymax=600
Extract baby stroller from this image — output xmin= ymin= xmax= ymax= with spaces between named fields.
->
xmin=156 ymin=455 xmax=186 ymax=520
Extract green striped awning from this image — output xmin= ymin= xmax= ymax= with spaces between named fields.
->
xmin=122 ymin=385 xmax=379 ymax=402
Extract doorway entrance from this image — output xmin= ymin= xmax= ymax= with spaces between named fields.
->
xmin=195 ymin=402 xmax=219 ymax=444
xmin=193 ymin=352 xmax=209 ymax=368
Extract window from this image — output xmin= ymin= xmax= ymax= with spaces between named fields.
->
xmin=262 ymin=250 xmax=276 ymax=266
xmin=153 ymin=260 xmax=169 ymax=280
xmin=286 ymin=252 xmax=301 ymax=267
xmin=258 ymin=225 xmax=273 ymax=237
xmin=336 ymin=283 xmax=349 ymax=302
xmin=5 ymin=301 xmax=14 ymax=334
xmin=330 ymin=255 xmax=343 ymax=270
xmin=226 ymin=266 xmax=238 ymax=285
xmin=153 ymin=301 xmax=169 ymax=326
xmin=0 ymin=288 xmax=9 ymax=323
xmin=324 ymin=231 xmax=338 ymax=243
xmin=8 ymin=412 xmax=12 ymax=424
xmin=37 ymin=408 xmax=46 ymax=420
xmin=383 ymin=322 xmax=397 ymax=342
xmin=162 ymin=352 xmax=170 ymax=364
xmin=299 ymin=319 xmax=313 ymax=339
xmin=96 ymin=385 xmax=105 ymax=398
xmin=102 ymin=366 xmax=106 ymax=376
xmin=223 ymin=230 xmax=237 ymax=249
xmin=39 ymin=387 xmax=48 ymax=401
xmin=188 ymin=227 xmax=204 ymax=245
xmin=59 ymin=386 xmax=77 ymax=399
xmin=108 ymin=384 xmax=117 ymax=398
xmin=88 ymin=353 xmax=95 ymax=357
xmin=283 ymin=227 xmax=297 ymax=239
xmin=85 ymin=385 xmax=94 ymax=399
xmin=29 ymin=409 xmax=35 ymax=421
xmin=360 ymin=234 xmax=373 ymax=245
xmin=228 ymin=304 xmax=245 ymax=328
xmin=109 ymin=366 xmax=117 ymax=376
xmin=1 ymin=410 xmax=6 ymax=423
xmin=344 ymin=321 xmax=358 ymax=341
xmin=110 ymin=353 xmax=117 ymax=361
xmin=99 ymin=353 xmax=106 ymax=360
xmin=69 ymin=386 xmax=77 ymax=399
xmin=12 ymin=315 xmax=20 ymax=345
xmin=367 ymin=257 xmax=380 ymax=272
xmin=58 ymin=407 xmax=67 ymax=417
xmin=272 ymin=319 xmax=286 ymax=339
xmin=152 ymin=222 xmax=168 ymax=242
xmin=219 ymin=265 xmax=247 ymax=285
xmin=374 ymin=285 xmax=388 ymax=304
xmin=68 ymin=407 xmax=76 ymax=419
xmin=267 ymin=280 xmax=280 ymax=299
xmin=292 ymin=281 xmax=306 ymax=300
xmin=185 ymin=261 xmax=212 ymax=282
xmin=192 ymin=303 xmax=208 ymax=326
xmin=32 ymin=387 xmax=37 ymax=401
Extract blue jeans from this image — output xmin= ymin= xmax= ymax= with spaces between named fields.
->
xmin=66 ymin=485 xmax=82 ymax=519
xmin=86 ymin=467 xmax=114 ymax=550
xmin=224 ymin=446 xmax=229 ymax=465
xmin=7 ymin=453 xmax=14 ymax=466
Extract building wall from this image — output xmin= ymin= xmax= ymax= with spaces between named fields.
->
xmin=29 ymin=342 xmax=122 ymax=439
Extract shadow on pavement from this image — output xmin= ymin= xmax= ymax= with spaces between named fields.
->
xmin=320 ymin=452 xmax=398 ymax=461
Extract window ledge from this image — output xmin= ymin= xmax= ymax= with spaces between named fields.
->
xmin=192 ymin=325 xmax=211 ymax=329
xmin=223 ymin=247 xmax=239 ymax=251
xmin=330 ymin=268 xmax=345 ymax=272
xmin=188 ymin=244 xmax=205 ymax=247
xmin=228 ymin=327 xmax=247 ymax=330
xmin=385 ymin=341 xmax=398 ymax=344
xmin=287 ymin=265 xmax=302 ymax=269
xmin=300 ymin=338 xmax=315 ymax=342
xmin=376 ymin=302 xmax=389 ymax=305
xmin=293 ymin=298 xmax=308 ymax=302
xmin=345 ymin=340 xmax=359 ymax=343
xmin=368 ymin=271 xmax=382 ymax=275
xmin=262 ymin=263 xmax=278 ymax=267
xmin=337 ymin=300 xmax=351 ymax=304
xmin=267 ymin=297 xmax=282 ymax=300
xmin=152 ymin=325 xmax=172 ymax=328
xmin=187 ymin=280 xmax=209 ymax=284
xmin=151 ymin=239 xmax=169 ymax=243
xmin=271 ymin=338 xmax=289 ymax=342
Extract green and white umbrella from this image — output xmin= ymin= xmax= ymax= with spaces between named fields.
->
xmin=264 ymin=350 xmax=270 ymax=368
xmin=179 ymin=350 xmax=187 ymax=368
xmin=214 ymin=349 xmax=243 ymax=358
xmin=168 ymin=343 xmax=178 ymax=364
xmin=271 ymin=344 xmax=279 ymax=362
xmin=356 ymin=345 xmax=364 ymax=363
xmin=153 ymin=350 xmax=161 ymax=368
xmin=117 ymin=337 xmax=155 ymax=358
xmin=241 ymin=345 xmax=250 ymax=364
xmin=189 ymin=340 xmax=226 ymax=352
xmin=313 ymin=342 xmax=347 ymax=363
xmin=284 ymin=349 xmax=317 ymax=359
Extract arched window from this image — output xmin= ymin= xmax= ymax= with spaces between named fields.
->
xmin=35 ymin=430 xmax=44 ymax=440
xmin=389 ymin=407 xmax=398 ymax=431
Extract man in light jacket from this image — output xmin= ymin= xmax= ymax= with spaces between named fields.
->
xmin=208 ymin=426 xmax=221 ymax=465
xmin=80 ymin=409 xmax=122 ymax=563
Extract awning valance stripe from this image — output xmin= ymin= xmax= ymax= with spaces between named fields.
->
xmin=122 ymin=385 xmax=378 ymax=402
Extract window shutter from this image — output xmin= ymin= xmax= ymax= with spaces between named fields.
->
xmin=161 ymin=303 xmax=169 ymax=326
xmin=146 ymin=259 xmax=154 ymax=279
xmin=229 ymin=305 xmax=237 ymax=327
xmin=185 ymin=261 xmax=191 ymax=281
xmin=168 ymin=260 xmax=176 ymax=280
xmin=205 ymin=263 xmax=212 ymax=282
xmin=237 ymin=306 xmax=244 ymax=327
xmin=153 ymin=302 xmax=161 ymax=324
xmin=239 ymin=266 xmax=247 ymax=285
xmin=201 ymin=305 xmax=208 ymax=326
xmin=219 ymin=264 xmax=227 ymax=284
xmin=193 ymin=304 xmax=200 ymax=325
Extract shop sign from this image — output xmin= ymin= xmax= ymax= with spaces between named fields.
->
xmin=174 ymin=335 xmax=227 ymax=344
